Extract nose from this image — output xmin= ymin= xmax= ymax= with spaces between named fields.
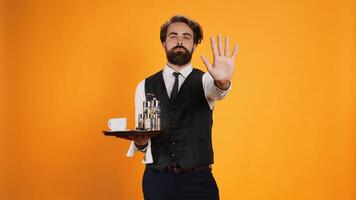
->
xmin=175 ymin=36 xmax=184 ymax=45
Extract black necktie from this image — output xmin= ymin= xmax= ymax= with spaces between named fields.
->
xmin=170 ymin=72 xmax=180 ymax=100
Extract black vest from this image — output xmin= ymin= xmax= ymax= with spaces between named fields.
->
xmin=144 ymin=68 xmax=214 ymax=171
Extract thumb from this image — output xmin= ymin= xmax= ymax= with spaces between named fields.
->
xmin=200 ymin=55 xmax=213 ymax=72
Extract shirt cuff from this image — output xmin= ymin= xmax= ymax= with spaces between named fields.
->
xmin=214 ymin=81 xmax=232 ymax=96
xmin=135 ymin=143 xmax=148 ymax=152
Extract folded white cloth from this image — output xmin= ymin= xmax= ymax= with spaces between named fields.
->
xmin=126 ymin=139 xmax=153 ymax=164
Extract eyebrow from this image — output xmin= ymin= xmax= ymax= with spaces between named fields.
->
xmin=183 ymin=33 xmax=193 ymax=37
xmin=168 ymin=32 xmax=193 ymax=38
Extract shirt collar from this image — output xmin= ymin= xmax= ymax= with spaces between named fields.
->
xmin=163 ymin=64 xmax=193 ymax=79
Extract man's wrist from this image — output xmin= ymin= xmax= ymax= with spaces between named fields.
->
xmin=214 ymin=80 xmax=231 ymax=90
xmin=135 ymin=142 xmax=148 ymax=152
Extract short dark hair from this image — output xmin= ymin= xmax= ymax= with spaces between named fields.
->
xmin=160 ymin=15 xmax=203 ymax=45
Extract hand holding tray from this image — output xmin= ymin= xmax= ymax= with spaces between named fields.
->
xmin=102 ymin=129 xmax=164 ymax=140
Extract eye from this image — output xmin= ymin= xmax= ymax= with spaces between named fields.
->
xmin=170 ymin=35 xmax=176 ymax=39
xmin=184 ymin=36 xmax=191 ymax=40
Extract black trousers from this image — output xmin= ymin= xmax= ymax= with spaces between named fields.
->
xmin=142 ymin=167 xmax=219 ymax=200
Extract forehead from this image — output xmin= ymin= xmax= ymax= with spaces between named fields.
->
xmin=167 ymin=22 xmax=193 ymax=35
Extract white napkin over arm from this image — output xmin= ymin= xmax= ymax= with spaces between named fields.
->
xmin=126 ymin=139 xmax=153 ymax=164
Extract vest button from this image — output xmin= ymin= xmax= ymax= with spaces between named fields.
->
xmin=172 ymin=142 xmax=176 ymax=145
xmin=172 ymin=153 xmax=176 ymax=157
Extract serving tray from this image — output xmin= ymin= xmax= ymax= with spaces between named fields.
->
xmin=102 ymin=129 xmax=164 ymax=140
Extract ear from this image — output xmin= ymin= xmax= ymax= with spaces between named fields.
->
xmin=193 ymin=44 xmax=197 ymax=51
xmin=162 ymin=42 xmax=166 ymax=47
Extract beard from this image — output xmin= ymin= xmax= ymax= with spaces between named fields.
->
xmin=165 ymin=45 xmax=193 ymax=66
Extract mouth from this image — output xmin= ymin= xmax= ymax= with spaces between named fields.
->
xmin=174 ymin=47 xmax=186 ymax=52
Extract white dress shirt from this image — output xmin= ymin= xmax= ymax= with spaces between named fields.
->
xmin=126 ymin=64 xmax=232 ymax=164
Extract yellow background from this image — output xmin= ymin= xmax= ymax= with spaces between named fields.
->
xmin=1 ymin=0 xmax=355 ymax=199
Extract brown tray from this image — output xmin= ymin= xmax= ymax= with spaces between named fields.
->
xmin=102 ymin=129 xmax=164 ymax=140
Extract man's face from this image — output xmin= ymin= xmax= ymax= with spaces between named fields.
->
xmin=163 ymin=22 xmax=196 ymax=66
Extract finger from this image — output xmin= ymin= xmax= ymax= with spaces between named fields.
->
xmin=201 ymin=55 xmax=214 ymax=72
xmin=231 ymin=44 xmax=240 ymax=61
xmin=225 ymin=35 xmax=230 ymax=56
xmin=218 ymin=34 xmax=224 ymax=56
xmin=210 ymin=36 xmax=219 ymax=58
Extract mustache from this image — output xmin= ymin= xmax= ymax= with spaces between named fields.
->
xmin=173 ymin=45 xmax=189 ymax=51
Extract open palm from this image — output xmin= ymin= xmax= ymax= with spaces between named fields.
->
xmin=201 ymin=35 xmax=239 ymax=83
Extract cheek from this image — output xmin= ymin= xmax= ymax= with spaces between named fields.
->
xmin=165 ymin=41 xmax=176 ymax=50
xmin=184 ymin=41 xmax=194 ymax=47
xmin=186 ymin=43 xmax=194 ymax=51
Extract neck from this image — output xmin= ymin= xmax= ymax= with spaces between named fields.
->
xmin=166 ymin=62 xmax=191 ymax=72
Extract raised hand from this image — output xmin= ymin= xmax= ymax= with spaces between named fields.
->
xmin=201 ymin=35 xmax=239 ymax=89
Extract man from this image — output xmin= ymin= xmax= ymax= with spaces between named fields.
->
xmin=127 ymin=15 xmax=239 ymax=200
